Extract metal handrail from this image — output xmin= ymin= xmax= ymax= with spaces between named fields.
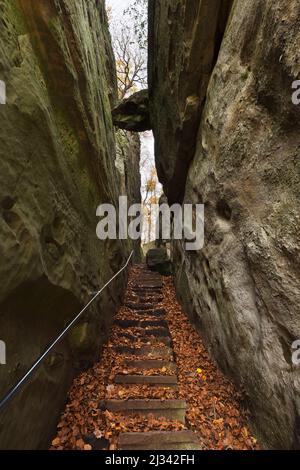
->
xmin=0 ymin=250 xmax=134 ymax=411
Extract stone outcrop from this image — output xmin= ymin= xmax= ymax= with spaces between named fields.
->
xmin=115 ymin=130 xmax=142 ymax=261
xmin=0 ymin=0 xmax=139 ymax=449
xmin=149 ymin=0 xmax=300 ymax=449
xmin=112 ymin=89 xmax=151 ymax=132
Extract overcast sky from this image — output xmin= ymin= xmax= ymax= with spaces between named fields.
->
xmin=106 ymin=0 xmax=131 ymax=18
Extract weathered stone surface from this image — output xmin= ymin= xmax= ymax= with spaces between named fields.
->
xmin=112 ymin=89 xmax=151 ymax=132
xmin=146 ymin=248 xmax=172 ymax=276
xmin=0 ymin=0 xmax=139 ymax=450
xmin=149 ymin=0 xmax=300 ymax=450
xmin=149 ymin=0 xmax=233 ymax=203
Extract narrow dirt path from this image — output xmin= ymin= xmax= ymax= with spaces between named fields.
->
xmin=51 ymin=265 xmax=259 ymax=451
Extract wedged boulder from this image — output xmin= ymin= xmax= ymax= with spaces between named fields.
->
xmin=112 ymin=89 xmax=151 ymax=132
xmin=146 ymin=248 xmax=172 ymax=276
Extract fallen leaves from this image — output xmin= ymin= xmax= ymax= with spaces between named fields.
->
xmin=50 ymin=265 xmax=259 ymax=451
xmin=94 ymin=429 xmax=103 ymax=439
xmin=162 ymin=277 xmax=260 ymax=450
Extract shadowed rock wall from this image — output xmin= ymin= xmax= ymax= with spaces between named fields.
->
xmin=149 ymin=0 xmax=300 ymax=449
xmin=0 ymin=0 xmax=140 ymax=449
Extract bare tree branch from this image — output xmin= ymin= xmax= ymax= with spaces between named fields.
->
xmin=111 ymin=22 xmax=147 ymax=99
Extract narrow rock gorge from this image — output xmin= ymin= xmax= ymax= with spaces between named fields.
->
xmin=0 ymin=0 xmax=299 ymax=453
xmin=149 ymin=0 xmax=300 ymax=449
xmin=0 ymin=0 xmax=140 ymax=449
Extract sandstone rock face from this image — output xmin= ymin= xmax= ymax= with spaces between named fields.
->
xmin=149 ymin=0 xmax=300 ymax=449
xmin=149 ymin=0 xmax=233 ymax=204
xmin=112 ymin=89 xmax=151 ymax=132
xmin=0 ymin=0 xmax=139 ymax=449
xmin=115 ymin=130 xmax=142 ymax=261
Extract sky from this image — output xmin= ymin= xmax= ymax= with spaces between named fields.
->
xmin=106 ymin=0 xmax=131 ymax=17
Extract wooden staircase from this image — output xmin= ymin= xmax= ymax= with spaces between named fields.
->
xmin=106 ymin=265 xmax=201 ymax=451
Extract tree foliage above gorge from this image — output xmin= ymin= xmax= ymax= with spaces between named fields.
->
xmin=108 ymin=0 xmax=148 ymax=99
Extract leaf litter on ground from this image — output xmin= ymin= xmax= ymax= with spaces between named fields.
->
xmin=50 ymin=266 xmax=259 ymax=450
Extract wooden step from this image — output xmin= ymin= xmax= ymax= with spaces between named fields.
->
xmin=132 ymin=292 xmax=162 ymax=298
xmin=137 ymin=284 xmax=162 ymax=288
xmin=124 ymin=359 xmax=176 ymax=371
xmin=125 ymin=303 xmax=154 ymax=310
xmin=142 ymin=320 xmax=168 ymax=328
xmin=115 ymin=319 xmax=141 ymax=328
xmin=119 ymin=328 xmax=170 ymax=338
xmin=132 ymin=285 xmax=162 ymax=291
xmin=105 ymin=399 xmax=186 ymax=423
xmin=113 ymin=345 xmax=174 ymax=360
xmin=136 ymin=283 xmax=163 ymax=288
xmin=115 ymin=319 xmax=168 ymax=328
xmin=114 ymin=375 xmax=177 ymax=387
xmin=118 ymin=430 xmax=201 ymax=450
xmin=143 ymin=328 xmax=170 ymax=337
xmin=118 ymin=326 xmax=170 ymax=335
xmin=119 ymin=332 xmax=172 ymax=346
xmin=127 ymin=295 xmax=163 ymax=303
xmin=132 ymin=308 xmax=166 ymax=317
xmin=137 ymin=297 xmax=163 ymax=304
xmin=132 ymin=287 xmax=162 ymax=293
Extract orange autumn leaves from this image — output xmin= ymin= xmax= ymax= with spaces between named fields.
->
xmin=162 ymin=277 xmax=259 ymax=450
xmin=51 ymin=265 xmax=259 ymax=451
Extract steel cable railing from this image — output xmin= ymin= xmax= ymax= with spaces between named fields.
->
xmin=0 ymin=250 xmax=134 ymax=411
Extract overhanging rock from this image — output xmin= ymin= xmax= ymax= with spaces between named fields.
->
xmin=112 ymin=89 xmax=152 ymax=132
